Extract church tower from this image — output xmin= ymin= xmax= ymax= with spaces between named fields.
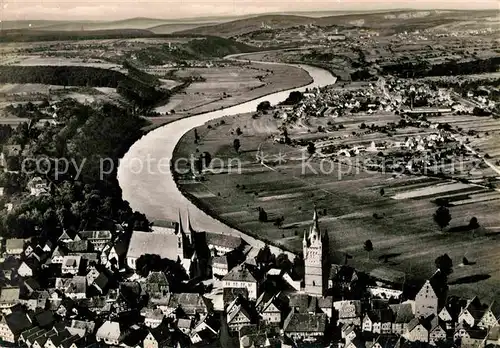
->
xmin=303 ymin=208 xmax=329 ymax=296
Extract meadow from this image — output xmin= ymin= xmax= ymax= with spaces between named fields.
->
xmin=173 ymin=104 xmax=500 ymax=306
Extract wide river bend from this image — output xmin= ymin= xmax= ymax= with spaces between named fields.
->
xmin=117 ymin=57 xmax=337 ymax=255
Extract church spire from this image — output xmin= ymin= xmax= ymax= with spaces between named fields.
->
xmin=177 ymin=210 xmax=185 ymax=235
xmin=310 ymin=206 xmax=320 ymax=239
xmin=187 ymin=207 xmax=196 ymax=234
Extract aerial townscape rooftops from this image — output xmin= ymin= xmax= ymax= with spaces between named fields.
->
xmin=0 ymin=4 xmax=499 ymax=348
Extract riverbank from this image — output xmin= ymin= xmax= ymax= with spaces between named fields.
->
xmin=151 ymin=61 xmax=313 ymax=122
xmin=117 ymin=61 xmax=337 ymax=258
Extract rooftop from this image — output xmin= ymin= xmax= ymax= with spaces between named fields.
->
xmin=127 ymin=230 xmax=179 ymax=261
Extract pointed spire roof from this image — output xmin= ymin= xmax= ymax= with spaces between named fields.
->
xmin=310 ymin=206 xmax=320 ymax=239
xmin=187 ymin=208 xmax=197 ymax=234
xmin=177 ymin=210 xmax=185 ymax=235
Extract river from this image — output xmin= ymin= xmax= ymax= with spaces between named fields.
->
xmin=116 ymin=58 xmax=337 ymax=254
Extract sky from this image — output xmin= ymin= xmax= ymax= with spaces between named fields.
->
xmin=2 ymin=0 xmax=499 ymax=21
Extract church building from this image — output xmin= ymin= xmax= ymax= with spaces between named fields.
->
xmin=303 ymin=208 xmax=330 ymax=296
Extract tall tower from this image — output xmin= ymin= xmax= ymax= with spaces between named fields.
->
xmin=303 ymin=208 xmax=329 ymax=296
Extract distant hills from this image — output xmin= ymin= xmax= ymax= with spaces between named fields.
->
xmin=2 ymin=9 xmax=498 ymax=39
xmin=174 ymin=9 xmax=499 ymax=37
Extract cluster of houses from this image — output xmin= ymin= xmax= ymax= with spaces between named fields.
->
xmin=0 ymin=209 xmax=498 ymax=348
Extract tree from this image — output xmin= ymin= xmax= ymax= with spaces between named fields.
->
xmin=276 ymin=253 xmax=292 ymax=271
xmin=307 ymin=142 xmax=316 ymax=156
xmin=233 ymin=138 xmax=241 ymax=153
xmin=274 ymin=216 xmax=285 ymax=228
xmin=283 ymin=91 xmax=303 ymax=105
xmin=258 ymin=207 xmax=268 ymax=222
xmin=282 ymin=128 xmax=291 ymax=144
xmin=291 ymin=254 xmax=305 ymax=280
xmin=435 ymin=254 xmax=453 ymax=276
xmin=469 ymin=217 xmax=480 ymax=230
xmin=257 ymin=101 xmax=271 ymax=112
xmin=255 ymin=245 xmax=275 ymax=269
xmin=364 ymin=240 xmax=373 ymax=260
xmin=433 ymin=206 xmax=451 ymax=230
xmin=194 ymin=129 xmax=200 ymax=144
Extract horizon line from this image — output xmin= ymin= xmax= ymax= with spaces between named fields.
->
xmin=3 ymin=7 xmax=499 ymax=23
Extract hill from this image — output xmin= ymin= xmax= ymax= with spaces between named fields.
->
xmin=174 ymin=10 xmax=500 ymax=37
xmin=173 ymin=15 xmax=315 ymax=37
xmin=0 ymin=29 xmax=155 ymax=42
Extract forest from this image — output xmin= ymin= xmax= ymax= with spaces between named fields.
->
xmin=0 ymin=100 xmax=150 ymax=239
xmin=0 ymin=65 xmax=169 ymax=111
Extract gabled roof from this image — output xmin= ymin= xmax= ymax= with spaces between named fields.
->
xmin=288 ymin=293 xmax=309 ymax=313
xmin=167 ymin=293 xmax=211 ymax=315
xmin=96 ymin=321 xmax=121 ymax=341
xmin=206 ymin=232 xmax=243 ymax=250
xmin=223 ymin=287 xmax=248 ymax=306
xmin=390 ymin=303 xmax=414 ymax=324
xmin=5 ymin=311 xmax=32 ymax=335
xmin=222 ymin=263 xmax=257 ymax=283
xmin=283 ymin=311 xmax=327 ymax=333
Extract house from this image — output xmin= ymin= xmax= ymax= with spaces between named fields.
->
xmin=78 ymin=230 xmax=112 ymax=251
xmin=176 ymin=318 xmax=192 ymax=334
xmin=0 ymin=311 xmax=32 ymax=343
xmin=58 ymin=230 xmax=76 ymax=244
xmin=341 ymin=323 xmax=357 ymax=343
xmin=390 ymin=302 xmax=414 ymax=335
xmin=428 ymin=315 xmax=446 ymax=345
xmin=61 ymin=256 xmax=81 ymax=275
xmin=43 ymin=330 xmax=73 ymax=348
xmin=335 ymin=300 xmax=362 ymax=326
xmin=145 ymin=272 xmax=170 ymax=299
xmin=283 ymin=311 xmax=327 ymax=340
xmin=458 ymin=297 xmax=486 ymax=327
xmin=5 ymin=238 xmax=25 ymax=256
xmin=438 ymin=297 xmax=463 ymax=330
xmin=92 ymin=273 xmax=110 ymax=294
xmin=404 ymin=318 xmax=429 ymax=343
xmin=86 ymin=267 xmax=100 ymax=285
xmin=362 ymin=312 xmax=375 ymax=332
xmin=0 ymin=287 xmax=20 ymax=309
xmin=143 ymin=321 xmax=174 ymax=348
xmin=212 ymin=255 xmax=230 ymax=278
xmin=66 ymin=320 xmax=95 ymax=338
xmin=158 ymin=293 xmax=211 ymax=318
xmin=222 ymin=264 xmax=259 ymax=300
xmin=50 ymin=247 xmax=66 ymax=264
xmin=415 ymin=280 xmax=438 ymax=319
xmin=141 ymin=308 xmax=165 ymax=328
xmin=477 ymin=303 xmax=498 ymax=329
xmin=205 ymin=232 xmax=244 ymax=255
xmin=256 ymin=291 xmax=287 ymax=325
xmin=18 ymin=261 xmax=36 ymax=277
xmin=101 ymin=239 xmax=128 ymax=267
xmin=226 ymin=296 xmax=258 ymax=331
xmin=95 ymin=321 xmax=122 ymax=345
xmin=61 ymin=276 xmax=87 ymax=300
xmin=317 ymin=297 xmax=333 ymax=318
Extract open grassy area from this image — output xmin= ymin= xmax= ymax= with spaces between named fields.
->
xmin=151 ymin=62 xmax=312 ymax=122
xmin=173 ymin=102 xmax=500 ymax=305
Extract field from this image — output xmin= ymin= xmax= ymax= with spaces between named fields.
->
xmin=173 ymin=100 xmax=500 ymax=305
xmin=153 ymin=62 xmax=312 ymax=117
